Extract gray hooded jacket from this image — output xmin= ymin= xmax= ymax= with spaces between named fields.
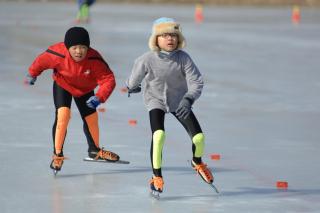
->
xmin=126 ymin=50 xmax=204 ymax=112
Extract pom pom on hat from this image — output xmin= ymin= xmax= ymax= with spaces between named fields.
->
xmin=64 ymin=27 xmax=90 ymax=49
xmin=148 ymin=17 xmax=185 ymax=51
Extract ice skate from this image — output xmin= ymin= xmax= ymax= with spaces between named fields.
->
xmin=50 ymin=153 xmax=66 ymax=176
xmin=191 ymin=160 xmax=213 ymax=183
xmin=149 ymin=176 xmax=164 ymax=199
xmin=88 ymin=148 xmax=119 ymax=162
xmin=192 ymin=160 xmax=219 ymax=193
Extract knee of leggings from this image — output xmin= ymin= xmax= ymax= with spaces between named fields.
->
xmin=192 ymin=133 xmax=205 ymax=157
xmin=153 ymin=130 xmax=165 ymax=143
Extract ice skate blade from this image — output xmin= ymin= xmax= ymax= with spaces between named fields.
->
xmin=53 ymin=169 xmax=58 ymax=176
xmin=150 ymin=190 xmax=161 ymax=200
xmin=83 ymin=157 xmax=129 ymax=164
xmin=210 ymin=183 xmax=219 ymax=194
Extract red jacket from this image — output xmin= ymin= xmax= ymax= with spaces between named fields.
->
xmin=29 ymin=42 xmax=116 ymax=103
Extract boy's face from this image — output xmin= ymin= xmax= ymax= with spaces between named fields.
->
xmin=68 ymin=45 xmax=88 ymax=62
xmin=157 ymin=33 xmax=178 ymax=52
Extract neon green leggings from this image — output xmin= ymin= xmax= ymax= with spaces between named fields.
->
xmin=149 ymin=109 xmax=205 ymax=177
xmin=77 ymin=4 xmax=89 ymax=21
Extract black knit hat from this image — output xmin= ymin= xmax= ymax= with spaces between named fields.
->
xmin=64 ymin=27 xmax=90 ymax=49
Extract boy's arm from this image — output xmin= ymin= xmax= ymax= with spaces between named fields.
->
xmin=28 ymin=50 xmax=58 ymax=77
xmin=94 ymin=62 xmax=116 ymax=103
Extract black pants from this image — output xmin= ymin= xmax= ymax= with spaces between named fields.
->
xmin=149 ymin=108 xmax=203 ymax=177
xmin=52 ymin=81 xmax=99 ymax=154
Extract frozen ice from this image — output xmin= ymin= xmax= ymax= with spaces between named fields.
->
xmin=0 ymin=2 xmax=320 ymax=213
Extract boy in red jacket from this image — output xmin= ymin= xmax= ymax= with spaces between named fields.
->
xmin=26 ymin=27 xmax=119 ymax=173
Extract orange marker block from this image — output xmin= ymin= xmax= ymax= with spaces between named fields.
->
xmin=210 ymin=154 xmax=221 ymax=160
xmin=128 ymin=119 xmax=137 ymax=126
xmin=97 ymin=107 xmax=106 ymax=113
xmin=195 ymin=4 xmax=204 ymax=24
xmin=276 ymin=181 xmax=288 ymax=189
xmin=120 ymin=87 xmax=128 ymax=93
xmin=292 ymin=5 xmax=301 ymax=24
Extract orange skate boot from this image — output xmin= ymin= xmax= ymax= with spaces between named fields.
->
xmin=192 ymin=160 xmax=219 ymax=193
xmin=149 ymin=176 xmax=164 ymax=198
xmin=89 ymin=148 xmax=119 ymax=162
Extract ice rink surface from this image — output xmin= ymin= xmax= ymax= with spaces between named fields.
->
xmin=0 ymin=2 xmax=320 ymax=213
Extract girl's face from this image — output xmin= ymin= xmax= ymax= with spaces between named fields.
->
xmin=68 ymin=45 xmax=88 ymax=62
xmin=157 ymin=33 xmax=178 ymax=52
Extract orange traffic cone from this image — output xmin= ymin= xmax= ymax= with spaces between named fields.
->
xmin=195 ymin=4 xmax=204 ymax=24
xmin=276 ymin=181 xmax=288 ymax=189
xmin=292 ymin=5 xmax=301 ymax=24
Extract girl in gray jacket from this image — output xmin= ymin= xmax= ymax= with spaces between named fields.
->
xmin=126 ymin=17 xmax=214 ymax=196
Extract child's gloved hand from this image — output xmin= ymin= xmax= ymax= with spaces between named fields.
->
xmin=176 ymin=97 xmax=193 ymax=119
xmin=127 ymin=85 xmax=141 ymax=97
xmin=24 ymin=73 xmax=37 ymax=85
xmin=86 ymin=96 xmax=101 ymax=109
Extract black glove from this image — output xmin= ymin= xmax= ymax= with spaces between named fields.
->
xmin=25 ymin=73 xmax=37 ymax=85
xmin=127 ymin=85 xmax=141 ymax=97
xmin=176 ymin=97 xmax=194 ymax=119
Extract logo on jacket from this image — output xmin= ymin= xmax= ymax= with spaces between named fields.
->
xmin=84 ymin=69 xmax=91 ymax=75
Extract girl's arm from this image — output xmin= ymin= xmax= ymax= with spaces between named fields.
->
xmin=183 ymin=54 xmax=204 ymax=102
xmin=126 ymin=57 xmax=147 ymax=90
